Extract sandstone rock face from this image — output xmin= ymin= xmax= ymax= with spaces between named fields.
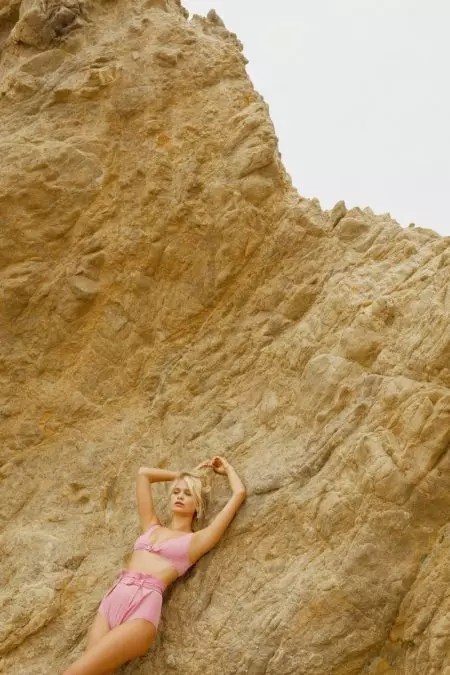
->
xmin=0 ymin=2 xmax=449 ymax=674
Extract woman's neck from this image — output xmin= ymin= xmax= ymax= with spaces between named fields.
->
xmin=168 ymin=514 xmax=193 ymax=532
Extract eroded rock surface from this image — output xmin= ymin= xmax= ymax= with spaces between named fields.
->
xmin=0 ymin=2 xmax=449 ymax=673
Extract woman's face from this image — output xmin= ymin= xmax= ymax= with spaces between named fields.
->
xmin=170 ymin=479 xmax=196 ymax=516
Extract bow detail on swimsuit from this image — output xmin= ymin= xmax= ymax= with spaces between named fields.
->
xmin=133 ymin=524 xmax=195 ymax=576
xmin=121 ymin=575 xmax=163 ymax=593
xmin=103 ymin=570 xmax=167 ymax=599
xmin=143 ymin=543 xmax=162 ymax=552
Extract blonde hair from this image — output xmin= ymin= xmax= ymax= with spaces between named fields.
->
xmin=169 ymin=469 xmax=212 ymax=530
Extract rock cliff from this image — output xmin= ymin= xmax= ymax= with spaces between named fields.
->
xmin=0 ymin=1 xmax=449 ymax=673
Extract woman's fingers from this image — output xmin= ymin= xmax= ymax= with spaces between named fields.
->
xmin=208 ymin=456 xmax=228 ymax=474
xmin=212 ymin=456 xmax=228 ymax=468
xmin=195 ymin=460 xmax=210 ymax=471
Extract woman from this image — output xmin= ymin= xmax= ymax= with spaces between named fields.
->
xmin=63 ymin=455 xmax=247 ymax=675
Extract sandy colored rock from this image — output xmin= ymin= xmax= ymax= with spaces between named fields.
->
xmin=0 ymin=1 xmax=449 ymax=674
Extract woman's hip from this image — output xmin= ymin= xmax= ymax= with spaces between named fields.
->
xmin=98 ymin=569 xmax=166 ymax=630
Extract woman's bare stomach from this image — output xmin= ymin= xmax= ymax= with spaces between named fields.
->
xmin=125 ymin=550 xmax=179 ymax=586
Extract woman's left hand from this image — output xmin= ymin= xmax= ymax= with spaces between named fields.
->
xmin=210 ymin=456 xmax=229 ymax=475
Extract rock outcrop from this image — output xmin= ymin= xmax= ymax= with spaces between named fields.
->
xmin=0 ymin=1 xmax=449 ymax=673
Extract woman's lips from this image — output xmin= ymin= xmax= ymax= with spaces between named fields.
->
xmin=175 ymin=501 xmax=183 ymax=506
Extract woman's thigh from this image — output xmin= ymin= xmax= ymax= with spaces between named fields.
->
xmin=85 ymin=612 xmax=110 ymax=651
xmin=63 ymin=618 xmax=157 ymax=675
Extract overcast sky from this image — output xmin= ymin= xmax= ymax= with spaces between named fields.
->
xmin=184 ymin=0 xmax=449 ymax=237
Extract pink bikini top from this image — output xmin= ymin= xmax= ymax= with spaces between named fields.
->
xmin=133 ymin=524 xmax=195 ymax=576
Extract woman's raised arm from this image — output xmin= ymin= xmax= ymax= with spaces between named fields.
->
xmin=189 ymin=457 xmax=247 ymax=562
xmin=136 ymin=466 xmax=181 ymax=531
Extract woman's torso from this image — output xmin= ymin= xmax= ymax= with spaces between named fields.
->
xmin=126 ymin=524 xmax=194 ymax=587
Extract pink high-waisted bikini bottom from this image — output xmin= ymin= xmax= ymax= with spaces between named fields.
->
xmin=98 ymin=569 xmax=167 ymax=630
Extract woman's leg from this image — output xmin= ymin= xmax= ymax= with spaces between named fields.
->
xmin=85 ymin=612 xmax=110 ymax=650
xmin=83 ymin=612 xmax=113 ymax=675
xmin=62 ymin=618 xmax=157 ymax=675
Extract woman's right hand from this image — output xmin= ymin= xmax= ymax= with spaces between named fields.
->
xmin=210 ymin=456 xmax=229 ymax=475
xmin=194 ymin=460 xmax=213 ymax=471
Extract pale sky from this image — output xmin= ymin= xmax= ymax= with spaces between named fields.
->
xmin=184 ymin=1 xmax=450 ymax=237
